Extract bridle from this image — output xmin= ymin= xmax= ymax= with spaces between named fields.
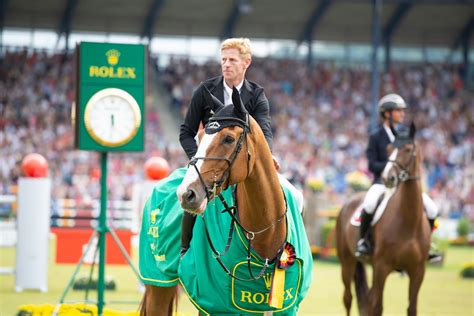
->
xmin=188 ymin=115 xmax=250 ymax=201
xmin=387 ymin=141 xmax=419 ymax=184
xmin=187 ymin=114 xmax=287 ymax=281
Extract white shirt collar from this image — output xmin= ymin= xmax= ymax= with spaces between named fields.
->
xmin=223 ymin=79 xmax=244 ymax=105
xmin=383 ymin=124 xmax=396 ymax=143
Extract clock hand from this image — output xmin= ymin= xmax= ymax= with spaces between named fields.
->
xmin=111 ymin=114 xmax=115 ymax=127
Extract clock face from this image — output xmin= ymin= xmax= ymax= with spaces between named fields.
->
xmin=84 ymin=88 xmax=141 ymax=147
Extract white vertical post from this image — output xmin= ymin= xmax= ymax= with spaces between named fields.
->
xmin=15 ymin=177 xmax=51 ymax=292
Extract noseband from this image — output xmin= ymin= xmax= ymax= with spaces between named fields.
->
xmin=387 ymin=142 xmax=419 ymax=183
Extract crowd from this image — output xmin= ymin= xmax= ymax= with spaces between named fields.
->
xmin=0 ymin=50 xmax=185 ymax=206
xmin=161 ymin=57 xmax=473 ymax=219
xmin=0 ymin=49 xmax=472 ymax=220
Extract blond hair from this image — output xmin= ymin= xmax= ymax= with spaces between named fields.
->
xmin=220 ymin=38 xmax=252 ymax=59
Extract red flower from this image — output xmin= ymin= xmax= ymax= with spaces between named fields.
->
xmin=278 ymin=242 xmax=296 ymax=270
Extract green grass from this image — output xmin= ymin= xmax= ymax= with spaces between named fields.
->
xmin=1 ymin=238 xmax=473 ymax=315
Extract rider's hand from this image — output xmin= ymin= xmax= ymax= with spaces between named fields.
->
xmin=272 ymin=155 xmax=280 ymax=172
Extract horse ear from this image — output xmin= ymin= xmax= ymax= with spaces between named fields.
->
xmin=232 ymin=87 xmax=246 ymax=115
xmin=409 ymin=122 xmax=416 ymax=139
xmin=203 ymin=85 xmax=224 ymax=112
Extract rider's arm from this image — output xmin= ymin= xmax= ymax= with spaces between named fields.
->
xmin=179 ymin=85 xmax=206 ymax=159
xmin=250 ymin=88 xmax=273 ymax=151
xmin=366 ymin=133 xmax=386 ymax=175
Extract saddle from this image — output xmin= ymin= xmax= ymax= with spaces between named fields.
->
xmin=350 ymin=192 xmax=386 ymax=228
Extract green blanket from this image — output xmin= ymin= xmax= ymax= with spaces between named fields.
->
xmin=139 ymin=167 xmax=313 ymax=315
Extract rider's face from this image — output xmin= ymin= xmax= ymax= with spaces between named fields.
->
xmin=385 ymin=108 xmax=405 ymax=124
xmin=221 ymin=48 xmax=251 ymax=87
xmin=391 ymin=108 xmax=406 ymax=124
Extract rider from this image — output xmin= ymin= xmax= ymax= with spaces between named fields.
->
xmin=179 ymin=37 xmax=279 ymax=257
xmin=355 ymin=93 xmax=441 ymax=262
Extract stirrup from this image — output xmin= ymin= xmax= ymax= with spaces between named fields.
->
xmin=355 ymin=239 xmax=371 ymax=257
xmin=428 ymin=253 xmax=443 ymax=264
xmin=180 ymin=247 xmax=189 ymax=259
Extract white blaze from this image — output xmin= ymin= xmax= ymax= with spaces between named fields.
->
xmin=177 ymin=133 xmax=216 ymax=198
xmin=382 ymin=148 xmax=398 ymax=180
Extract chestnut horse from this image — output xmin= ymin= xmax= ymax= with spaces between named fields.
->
xmin=336 ymin=123 xmax=430 ymax=316
xmin=140 ymin=88 xmax=312 ymax=315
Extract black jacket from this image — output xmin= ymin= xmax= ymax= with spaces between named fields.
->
xmin=366 ymin=125 xmax=392 ymax=184
xmin=179 ymin=76 xmax=273 ymax=159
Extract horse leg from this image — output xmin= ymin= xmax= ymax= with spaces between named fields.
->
xmin=141 ymin=284 xmax=177 ymax=316
xmin=340 ymin=258 xmax=357 ymax=316
xmin=369 ymin=263 xmax=390 ymax=316
xmin=407 ymin=265 xmax=426 ymax=316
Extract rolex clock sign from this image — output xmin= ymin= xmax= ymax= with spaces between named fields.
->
xmin=76 ymin=42 xmax=146 ymax=151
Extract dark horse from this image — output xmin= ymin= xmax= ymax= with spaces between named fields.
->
xmin=336 ymin=123 xmax=430 ymax=316
xmin=140 ymin=88 xmax=312 ymax=315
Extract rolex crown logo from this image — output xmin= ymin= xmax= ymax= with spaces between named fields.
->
xmin=106 ymin=49 xmax=121 ymax=66
xmin=262 ymin=272 xmax=273 ymax=290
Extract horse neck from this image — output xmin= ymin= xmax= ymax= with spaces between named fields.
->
xmin=237 ymin=139 xmax=286 ymax=259
xmin=396 ymin=171 xmax=424 ymax=229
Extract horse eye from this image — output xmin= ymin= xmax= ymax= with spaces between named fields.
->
xmin=223 ymin=136 xmax=235 ymax=144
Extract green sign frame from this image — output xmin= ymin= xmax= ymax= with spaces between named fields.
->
xmin=75 ymin=42 xmax=146 ymax=152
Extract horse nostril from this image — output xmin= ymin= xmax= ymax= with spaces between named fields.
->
xmin=184 ymin=189 xmax=196 ymax=203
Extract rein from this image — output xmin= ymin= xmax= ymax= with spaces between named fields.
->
xmin=200 ymin=188 xmax=287 ymax=281
xmin=188 ymin=113 xmax=287 ymax=281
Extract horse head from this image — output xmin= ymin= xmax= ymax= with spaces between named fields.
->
xmin=177 ymin=87 xmax=256 ymax=214
xmin=382 ymin=122 xmax=421 ymax=188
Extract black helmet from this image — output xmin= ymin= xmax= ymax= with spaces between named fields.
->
xmin=378 ymin=93 xmax=407 ymax=113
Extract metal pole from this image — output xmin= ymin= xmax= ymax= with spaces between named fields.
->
xmin=65 ymin=33 xmax=69 ymax=52
xmin=370 ymin=0 xmax=381 ymax=133
xmin=307 ymin=38 xmax=313 ymax=68
xmin=98 ymin=151 xmax=108 ymax=315
xmin=384 ymin=38 xmax=391 ymax=72
xmin=462 ymin=35 xmax=470 ymax=87
xmin=0 ymin=0 xmax=7 ymax=58
xmin=108 ymin=228 xmax=142 ymax=281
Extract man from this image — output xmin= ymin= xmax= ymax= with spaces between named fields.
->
xmin=355 ymin=93 xmax=441 ymax=262
xmin=179 ymin=38 xmax=279 ymax=257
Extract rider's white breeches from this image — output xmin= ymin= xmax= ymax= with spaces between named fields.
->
xmin=361 ymin=184 xmax=386 ymax=215
xmin=361 ymin=184 xmax=438 ymax=219
xmin=422 ymin=193 xmax=438 ymax=219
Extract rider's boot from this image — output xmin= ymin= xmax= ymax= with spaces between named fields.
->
xmin=180 ymin=212 xmax=196 ymax=258
xmin=427 ymin=217 xmax=443 ymax=263
xmin=355 ymin=209 xmax=374 ymax=258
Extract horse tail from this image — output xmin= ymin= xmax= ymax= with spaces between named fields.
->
xmin=354 ymin=261 xmax=369 ymax=316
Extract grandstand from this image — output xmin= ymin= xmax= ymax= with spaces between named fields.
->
xmin=0 ymin=1 xmax=473 ymax=315
xmin=1 ymin=1 xmax=472 ymax=222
